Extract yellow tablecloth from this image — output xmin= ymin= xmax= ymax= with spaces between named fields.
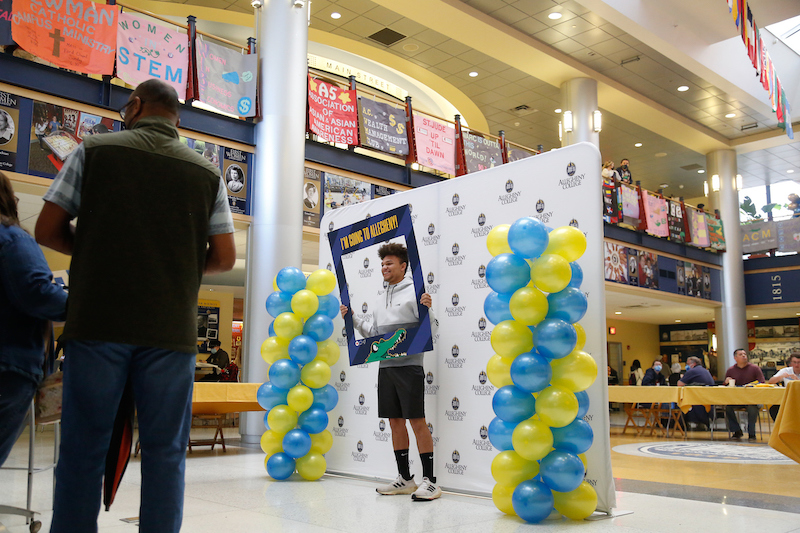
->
xmin=769 ymin=380 xmax=800 ymax=464
xmin=679 ymin=386 xmax=784 ymax=412
xmin=192 ymin=382 xmax=262 ymax=414
xmin=607 ymin=386 xmax=680 ymax=404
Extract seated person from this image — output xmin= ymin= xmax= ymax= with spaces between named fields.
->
xmin=642 ymin=359 xmax=665 ymax=386
xmin=723 ymin=349 xmax=764 ymax=441
xmin=199 ymin=340 xmax=229 ymax=382
xmin=668 ymin=363 xmax=682 ymax=386
xmin=767 ymin=352 xmax=800 ymax=420
xmin=677 ymin=357 xmax=715 ymax=428
xmin=607 ymin=365 xmax=619 ymax=385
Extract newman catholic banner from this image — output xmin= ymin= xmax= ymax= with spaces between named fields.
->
xmin=116 ymin=13 xmax=188 ymax=98
xmin=12 ymin=0 xmax=117 ymax=75
xmin=0 ymin=0 xmax=12 ymax=46
xmin=308 ymin=75 xmax=358 ymax=144
xmin=197 ymin=38 xmax=257 ymax=117
xmin=413 ymin=113 xmax=455 ymax=175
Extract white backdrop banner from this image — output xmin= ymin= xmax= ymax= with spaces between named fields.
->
xmin=318 ymin=142 xmax=615 ymax=511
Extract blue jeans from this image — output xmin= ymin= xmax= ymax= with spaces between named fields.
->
xmin=51 ymin=341 xmax=195 ymax=533
xmin=0 ymin=371 xmax=37 ymax=466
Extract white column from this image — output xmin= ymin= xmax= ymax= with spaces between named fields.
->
xmin=560 ymin=78 xmax=599 ymax=149
xmin=707 ymin=149 xmax=747 ymax=379
xmin=241 ymin=0 xmax=309 ymax=444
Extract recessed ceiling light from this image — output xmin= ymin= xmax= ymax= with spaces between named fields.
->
xmin=655 ymin=152 xmax=667 ymax=158
xmin=330 ymin=12 xmax=341 ymax=19
xmin=725 ymin=113 xmax=736 ymax=118
xmin=679 ymin=184 xmax=684 ymax=189
xmin=659 ymin=183 xmax=669 ymax=188
xmin=788 ymin=169 xmax=795 ymax=174
xmin=469 ymin=71 xmax=479 ymax=77
xmin=675 ymin=319 xmax=681 ymax=323
xmin=697 ymin=169 xmax=705 ymax=174
xmin=634 ymin=142 xmax=642 ymax=147
xmin=614 ymin=311 xmax=622 ymax=315
xmin=677 ymin=85 xmax=689 ymax=92
xmin=753 ymin=315 xmax=759 ymax=318
xmin=548 ymin=12 xmax=563 ymax=19
xmin=554 ymin=108 xmax=562 ymax=114
xmin=514 ymin=122 xmax=520 ymax=126
xmin=402 ymin=43 xmax=419 ymax=52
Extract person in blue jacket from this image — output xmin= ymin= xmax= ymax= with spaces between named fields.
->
xmin=0 ymin=171 xmax=67 ymax=466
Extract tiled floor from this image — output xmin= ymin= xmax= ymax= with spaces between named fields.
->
xmin=2 ymin=420 xmax=800 ymax=533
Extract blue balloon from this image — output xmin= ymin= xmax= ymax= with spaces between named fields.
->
xmin=486 ymin=253 xmax=530 ymax=295
xmin=266 ymin=452 xmax=296 ymax=480
xmin=268 ymin=320 xmax=276 ymax=337
xmin=276 ymin=267 xmax=306 ymax=294
xmin=508 ymin=217 xmax=549 ymax=259
xmin=257 ymin=382 xmax=290 ymax=411
xmin=551 ymin=419 xmax=594 ymax=455
xmin=311 ymin=384 xmax=339 ymax=412
xmin=539 ymin=450 xmax=585 ymax=493
xmin=568 ymin=262 xmax=583 ymax=288
xmin=575 ymin=390 xmax=590 ymax=419
xmin=532 ymin=319 xmax=577 ymax=360
xmin=289 ymin=335 xmax=318 ymax=366
xmin=546 ymin=287 xmax=588 ymax=324
xmin=484 ymin=291 xmax=513 ymax=325
xmin=510 ymin=351 xmax=552 ymax=393
xmin=298 ymin=407 xmax=328 ymax=434
xmin=512 ymin=480 xmax=554 ymax=524
xmin=317 ymin=294 xmax=341 ymax=319
xmin=266 ymin=291 xmax=293 ymax=318
xmin=304 ymin=314 xmax=334 ymax=342
xmin=282 ymin=429 xmax=312 ymax=459
xmin=492 ymin=385 xmax=536 ymax=423
xmin=488 ymin=416 xmax=517 ymax=451
xmin=268 ymin=359 xmax=301 ymax=390
xmin=263 ymin=411 xmax=270 ymax=430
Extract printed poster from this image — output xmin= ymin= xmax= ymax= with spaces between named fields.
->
xmin=373 ymin=185 xmax=397 ymax=198
xmin=413 ymin=113 xmax=455 ymax=175
xmin=308 ymin=75 xmax=357 ymax=144
xmin=323 ymin=172 xmax=371 ymax=211
xmin=706 ymin=213 xmax=726 ymax=251
xmin=12 ymin=0 xmax=117 ymax=75
xmin=626 ymin=248 xmax=638 ymax=287
xmin=702 ymin=267 xmax=711 ymax=300
xmin=197 ymin=299 xmax=220 ymax=354
xmin=358 ymin=98 xmax=408 ymax=155
xmin=684 ymin=263 xmax=701 ymax=297
xmin=116 ymin=13 xmax=188 ymax=99
xmin=638 ymin=251 xmax=658 ymax=289
xmin=303 ymin=167 xmax=321 ymax=228
xmin=196 ymin=38 xmax=257 ymax=117
xmin=462 ymin=131 xmax=502 ymax=174
xmin=0 ymin=0 xmax=12 ymax=46
xmin=687 ymin=208 xmax=710 ymax=247
xmin=676 ymin=262 xmax=686 ymax=295
xmin=667 ymin=200 xmax=685 ymax=243
xmin=0 ymin=90 xmax=20 ymax=172
xmin=603 ymin=242 xmax=627 ymax=283
xmin=223 ymin=147 xmax=249 ymax=215
xmin=620 ymin=183 xmax=640 ymax=226
xmin=643 ymin=192 xmax=668 ymax=237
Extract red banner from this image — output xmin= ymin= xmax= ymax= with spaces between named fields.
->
xmin=12 ymin=0 xmax=117 ymax=75
xmin=308 ymin=75 xmax=358 ymax=145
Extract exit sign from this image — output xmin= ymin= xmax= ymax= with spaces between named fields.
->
xmin=609 ymin=327 xmax=616 ymax=335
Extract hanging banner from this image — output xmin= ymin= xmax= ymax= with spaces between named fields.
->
xmin=667 ymin=200 xmax=685 ymax=243
xmin=741 ymin=220 xmax=776 ymax=253
xmin=643 ymin=192 xmax=668 ymax=237
xmin=705 ymin=213 xmax=726 ymax=251
xmin=308 ymin=75 xmax=357 ymax=144
xmin=116 ymin=13 xmax=188 ymax=98
xmin=196 ymin=39 xmax=257 ymax=117
xmin=638 ymin=251 xmax=658 ymax=289
xmin=777 ymin=217 xmax=800 ymax=254
xmin=413 ymin=113 xmax=455 ymax=175
xmin=12 ymin=0 xmax=117 ymax=75
xmin=357 ymin=98 xmax=408 ymax=156
xmin=303 ymin=167 xmax=322 ymax=228
xmin=620 ymin=184 xmax=639 ymax=226
xmin=603 ymin=242 xmax=627 ymax=283
xmin=0 ymin=0 xmax=12 ymax=46
xmin=0 ymin=90 xmax=20 ymax=172
xmin=506 ymin=144 xmax=535 ymax=162
xmin=462 ymin=131 xmax=502 ymax=174
xmin=602 ymin=177 xmax=618 ymax=224
xmin=687 ymin=208 xmax=710 ymax=248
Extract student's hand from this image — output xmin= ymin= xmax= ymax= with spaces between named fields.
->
xmin=420 ymin=293 xmax=432 ymax=308
xmin=340 ymin=305 xmax=350 ymax=318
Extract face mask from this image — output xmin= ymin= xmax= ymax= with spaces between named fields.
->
xmin=654 ymin=365 xmax=662 ymax=372
xmin=211 ymin=347 xmax=218 ymax=354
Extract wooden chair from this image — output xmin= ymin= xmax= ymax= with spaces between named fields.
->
xmin=650 ymin=403 xmax=686 ymax=438
xmin=622 ymin=403 xmax=653 ymax=435
xmin=187 ymin=414 xmax=227 ymax=453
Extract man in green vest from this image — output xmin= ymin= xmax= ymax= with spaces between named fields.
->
xmin=36 ymin=79 xmax=236 ymax=533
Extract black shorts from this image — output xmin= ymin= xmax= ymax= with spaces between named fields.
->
xmin=377 ymin=366 xmax=425 ymax=419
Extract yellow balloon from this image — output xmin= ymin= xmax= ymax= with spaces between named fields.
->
xmin=573 ymin=323 xmax=586 ymax=351
xmin=301 ymin=360 xmax=331 ymax=389
xmin=306 ymin=269 xmax=337 ymax=296
xmin=486 ymin=354 xmax=514 ymax=388
xmin=315 ymin=339 xmax=340 ymax=366
xmin=578 ymin=453 xmax=587 ymax=469
xmin=261 ymin=336 xmax=290 ymax=364
xmin=273 ymin=275 xmax=279 ymax=291
xmin=487 ymin=224 xmax=512 ymax=256
xmin=291 ymin=289 xmax=319 ymax=319
xmin=296 ymin=452 xmax=327 ymax=480
xmin=309 ymin=430 xmax=333 ymax=454
xmin=553 ymin=481 xmax=598 ymax=520
xmin=509 ymin=287 xmax=549 ymax=326
xmin=287 ymin=384 xmax=314 ymax=413
xmin=491 ymin=450 xmax=540 ymax=486
xmin=490 ymin=320 xmax=534 ymax=359
xmin=550 ymin=350 xmax=597 ymax=392
xmin=545 ymin=226 xmax=587 ymax=263
xmin=512 ymin=418 xmax=554 ymax=461
xmin=267 ymin=405 xmax=298 ymax=434
xmin=530 ymin=254 xmax=572 ymax=294
xmin=492 ymin=482 xmax=518 ymax=516
xmin=260 ymin=429 xmax=284 ymax=455
xmin=274 ymin=312 xmax=304 ymax=339
xmin=535 ymin=385 xmax=579 ymax=428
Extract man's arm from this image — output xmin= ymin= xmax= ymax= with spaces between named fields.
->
xmin=35 ymin=201 xmax=75 ymax=255
xmin=204 ymin=232 xmax=236 ymax=274
xmin=768 ymin=369 xmax=787 ymax=385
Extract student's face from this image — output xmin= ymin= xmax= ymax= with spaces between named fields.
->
xmin=621 ymin=159 xmax=629 ymax=166
xmin=790 ymin=357 xmax=800 ymax=372
xmin=734 ymin=351 xmax=748 ymax=365
xmin=381 ymin=255 xmax=406 ymax=284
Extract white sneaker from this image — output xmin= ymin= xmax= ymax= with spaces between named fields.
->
xmin=411 ymin=477 xmax=441 ymax=501
xmin=376 ymin=474 xmax=417 ymax=495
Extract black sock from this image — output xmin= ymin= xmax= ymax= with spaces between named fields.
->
xmin=420 ymin=452 xmax=435 ymax=483
xmin=394 ymin=449 xmax=411 ymax=480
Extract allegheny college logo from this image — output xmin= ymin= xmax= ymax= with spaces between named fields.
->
xmin=447 ymin=193 xmax=466 ymax=216
xmin=451 ymin=294 xmax=460 ymax=306
xmin=447 ymin=450 xmax=467 ymax=474
xmin=480 ymin=426 xmax=489 ymax=439
xmin=358 ymin=441 xmax=364 ymax=452
xmin=536 ymin=199 xmax=545 ymax=213
xmin=452 ymin=345 xmax=460 ymax=357
xmin=363 ymin=257 xmax=370 ymax=268
xmin=353 ymin=440 xmax=368 ymax=461
xmin=326 ymin=262 xmax=332 ymax=271
xmin=354 ymin=392 xmax=370 ymax=415
xmin=473 ymin=425 xmax=493 ymax=451
xmin=567 ymin=161 xmax=576 ymax=176
xmin=423 ymin=223 xmax=440 ymax=246
xmin=478 ymin=265 xmax=486 ymax=278
xmin=452 ymin=243 xmax=460 ymax=255
xmin=424 ymin=371 xmax=439 ymax=395
xmin=560 ymin=163 xmax=585 ymax=189
xmin=427 ymin=422 xmax=439 ymax=446
xmin=570 ymin=219 xmax=579 ymax=228
xmin=426 ymin=372 xmax=434 ymax=385
xmin=340 ymin=371 xmax=346 ymax=382
xmin=427 ymin=272 xmax=435 ymax=284
xmin=338 ymin=416 xmax=344 ymax=427
xmin=328 ymin=221 xmax=334 ymax=231
xmin=335 ymin=370 xmax=349 ymax=391
xmin=499 ymin=179 xmax=521 ymax=204
xmin=359 ymin=258 xmax=374 ymax=278
xmin=447 ymin=243 xmax=465 ymax=267
xmin=472 ymin=317 xmax=491 ymax=342
xmin=478 ymin=318 xmax=487 ymax=331
xmin=452 ymin=450 xmax=461 ymax=463
xmin=374 ymin=419 xmax=391 ymax=442
xmin=379 ymin=420 xmax=386 ymax=431
xmin=362 ymin=302 xmax=368 ymax=314
xmin=451 ymin=397 xmax=460 ymax=410
xmin=445 ymin=396 xmax=467 ymax=421
xmin=452 ymin=193 xmax=460 ymax=206
xmin=428 ymin=223 xmax=435 ymax=235
xmin=533 ymin=199 xmax=553 ymax=223
xmin=478 ymin=371 xmax=488 ymax=384
xmin=358 ymin=394 xmax=365 ymax=405
xmin=478 ymin=213 xmax=486 ymax=226
xmin=505 ymin=180 xmax=514 ymax=193
xmin=426 ymin=272 xmax=439 ymax=294
xmin=471 ymin=213 xmax=492 ymax=238
xmin=473 ymin=371 xmax=494 ymax=395
xmin=334 ymin=415 xmax=348 ymax=437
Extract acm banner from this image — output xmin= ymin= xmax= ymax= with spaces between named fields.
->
xmin=318 ymin=143 xmax=614 ymax=512
xmin=12 ymin=0 xmax=117 ymax=75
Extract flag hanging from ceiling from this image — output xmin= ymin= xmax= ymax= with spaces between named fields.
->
xmin=196 ymin=38 xmax=257 ymax=117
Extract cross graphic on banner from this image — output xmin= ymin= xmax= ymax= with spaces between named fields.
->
xmin=49 ymin=28 xmax=65 ymax=57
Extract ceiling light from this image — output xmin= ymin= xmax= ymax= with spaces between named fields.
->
xmin=736 ymin=174 xmax=743 ymax=191
xmin=725 ymin=113 xmax=736 ymax=118
xmin=679 ymin=184 xmax=684 ymax=189
xmin=704 ymin=181 xmax=709 ymax=197
xmin=698 ymin=169 xmax=705 ymax=174
xmin=788 ymin=169 xmax=795 ymax=174
xmin=659 ymin=183 xmax=669 ymax=188
xmin=796 ymin=312 xmax=800 ymax=316
xmin=711 ymin=174 xmax=720 ymax=192
xmin=548 ymin=12 xmax=563 ymax=19
xmin=634 ymin=142 xmax=642 ymax=147
xmin=753 ymin=315 xmax=759 ymax=318
xmin=675 ymin=320 xmax=681 ymax=323
xmin=558 ymin=121 xmax=563 ymax=142
xmin=402 ymin=43 xmax=419 ymax=52
xmin=330 ymin=12 xmax=341 ymax=19
xmin=562 ymin=111 xmax=573 ymax=133
xmin=554 ymin=108 xmax=562 ymax=114
xmin=469 ymin=71 xmax=478 ymax=77
xmin=592 ymin=110 xmax=602 ymax=132
xmin=655 ymin=152 xmax=667 ymax=158
xmin=614 ymin=311 xmax=622 ymax=315
xmin=677 ymin=86 xmax=689 ymax=92
xmin=411 ymin=162 xmax=419 ymax=170
xmin=514 ymin=122 xmax=520 ymax=126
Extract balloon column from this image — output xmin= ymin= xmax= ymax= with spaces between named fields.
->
xmin=258 ymin=267 xmax=340 ymax=481
xmin=484 ymin=219 xmax=598 ymax=523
